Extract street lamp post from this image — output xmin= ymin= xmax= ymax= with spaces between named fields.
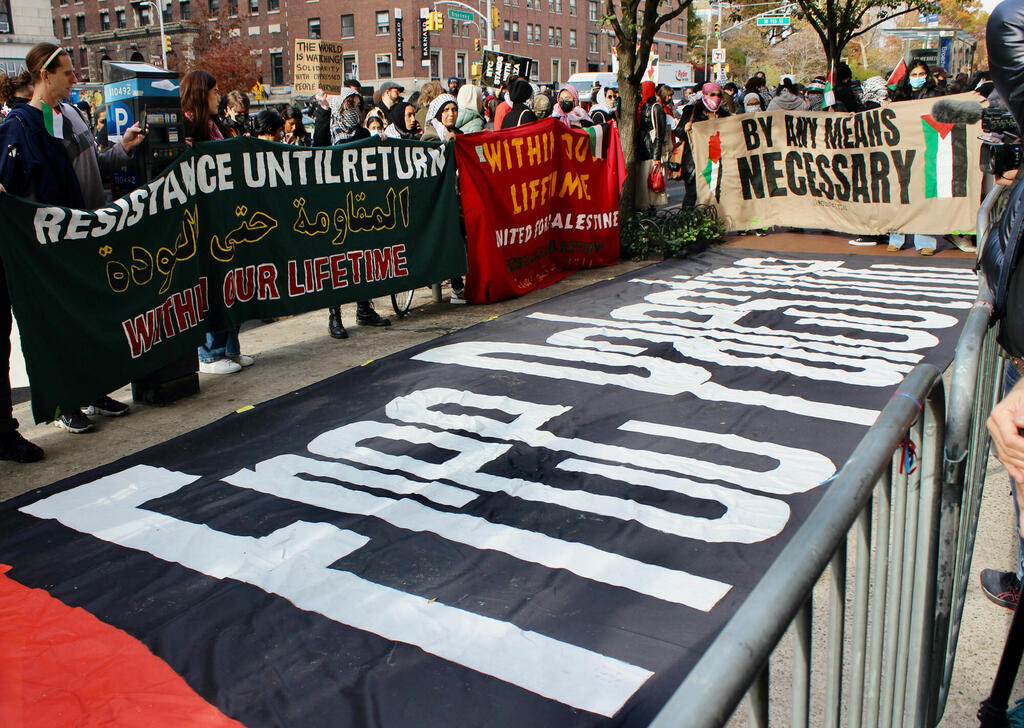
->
xmin=136 ymin=0 xmax=167 ymax=68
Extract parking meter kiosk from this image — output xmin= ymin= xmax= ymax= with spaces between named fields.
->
xmin=102 ymin=61 xmax=198 ymax=405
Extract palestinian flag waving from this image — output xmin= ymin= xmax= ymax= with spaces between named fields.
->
xmin=702 ymin=131 xmax=722 ymax=202
xmin=40 ymin=101 xmax=64 ymax=140
xmin=886 ymin=58 xmax=907 ymax=90
xmin=821 ymin=62 xmax=836 ymax=110
xmin=921 ymin=114 xmax=968 ymax=199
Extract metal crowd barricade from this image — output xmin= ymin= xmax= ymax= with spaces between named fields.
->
xmin=648 ymin=183 xmax=1011 ymax=728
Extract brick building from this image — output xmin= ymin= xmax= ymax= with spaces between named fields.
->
xmin=51 ymin=0 xmax=687 ymax=99
xmin=1 ymin=0 xmax=59 ymax=76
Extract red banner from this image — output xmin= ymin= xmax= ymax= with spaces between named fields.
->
xmin=455 ymin=118 xmax=624 ymax=303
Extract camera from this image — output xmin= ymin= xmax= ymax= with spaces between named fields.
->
xmin=980 ymin=106 xmax=1023 ymax=177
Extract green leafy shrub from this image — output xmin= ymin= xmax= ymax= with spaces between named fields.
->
xmin=620 ymin=205 xmax=726 ymax=261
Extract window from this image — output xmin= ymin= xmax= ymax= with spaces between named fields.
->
xmin=551 ymin=58 xmax=560 ymax=84
xmin=651 ymin=41 xmax=658 ymax=56
xmin=430 ymin=51 xmax=439 ymax=77
xmin=555 ymin=27 xmax=561 ymax=46
xmin=677 ymin=20 xmax=684 ymax=34
xmin=678 ymin=45 xmax=684 ymax=61
xmin=76 ymin=14 xmax=86 ymax=32
xmin=462 ymin=21 xmax=469 ymax=36
xmin=308 ymin=17 xmax=320 ymax=38
xmin=249 ymin=0 xmax=258 ymax=13
xmin=547 ymin=25 xmax=553 ymax=45
xmin=569 ymin=0 xmax=576 ymax=14
xmin=529 ymin=60 xmax=539 ymax=80
xmin=61 ymin=16 xmax=71 ymax=36
xmin=376 ymin=53 xmax=391 ymax=78
xmin=569 ymin=28 xmax=576 ymax=47
xmin=554 ymin=0 xmax=561 ymax=12
xmin=588 ymin=32 xmax=598 ymax=53
xmin=270 ymin=51 xmax=283 ymax=84
xmin=207 ymin=0 xmax=218 ymax=13
xmin=526 ymin=0 xmax=531 ymax=7
xmin=526 ymin=23 xmax=532 ymax=43
xmin=587 ymin=0 xmax=596 ymax=20
xmin=80 ymin=48 xmax=88 ymax=68
xmin=547 ymin=0 xmax=552 ymax=10
xmin=163 ymin=3 xmax=172 ymax=22
xmin=375 ymin=10 xmax=389 ymax=34
xmin=100 ymin=10 xmax=110 ymax=28
xmin=503 ymin=20 xmax=510 ymax=40
xmin=343 ymin=54 xmax=356 ymax=78
xmin=267 ymin=0 xmax=278 ymax=11
xmin=179 ymin=0 xmax=190 ymax=19
xmin=512 ymin=21 xmax=518 ymax=41
xmin=569 ymin=59 xmax=577 ymax=75
xmin=135 ymin=4 xmax=149 ymax=25
xmin=456 ymin=52 xmax=465 ymax=78
xmin=451 ymin=18 xmax=458 ymax=34
xmin=340 ymin=13 xmax=354 ymax=37
xmin=228 ymin=0 xmax=237 ymax=16
xmin=60 ymin=0 xmax=67 ymax=6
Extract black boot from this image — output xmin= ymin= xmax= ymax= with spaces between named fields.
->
xmin=327 ymin=307 xmax=348 ymax=339
xmin=356 ymin=301 xmax=390 ymax=327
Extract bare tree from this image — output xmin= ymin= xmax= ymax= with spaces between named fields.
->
xmin=604 ymin=0 xmax=695 ymax=220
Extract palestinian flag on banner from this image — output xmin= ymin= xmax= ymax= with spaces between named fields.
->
xmin=702 ymin=131 xmax=722 ymax=201
xmin=821 ymin=62 xmax=835 ymax=110
xmin=921 ymin=114 xmax=968 ymax=199
xmin=40 ymin=101 xmax=64 ymax=140
xmin=585 ymin=123 xmax=608 ymax=159
xmin=886 ymin=58 xmax=907 ymax=90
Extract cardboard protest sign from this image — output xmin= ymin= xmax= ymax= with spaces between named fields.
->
xmin=689 ymin=94 xmax=982 ymax=235
xmin=480 ymin=50 xmax=533 ymax=88
xmin=293 ymin=39 xmax=345 ymax=95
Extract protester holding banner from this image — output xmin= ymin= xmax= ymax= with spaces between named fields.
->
xmin=891 ymin=59 xmax=945 ymax=102
xmin=421 ymin=94 xmax=461 ymax=142
xmin=678 ymin=82 xmax=731 ymax=208
xmin=383 ymin=101 xmax=421 ymax=139
xmin=742 ymin=92 xmax=763 ymax=113
xmin=552 ymin=85 xmax=592 ymax=128
xmin=804 ymin=77 xmax=827 ymax=110
xmin=223 ymin=91 xmax=251 ymax=138
xmin=533 ymin=93 xmax=553 ymax=120
xmin=859 ymin=76 xmax=890 ymax=110
xmin=832 ymin=62 xmax=863 ymax=113
xmin=589 ymin=83 xmax=618 ymax=125
xmin=500 ymin=79 xmax=537 ymax=129
xmin=0 ymin=43 xmax=145 ymax=439
xmin=456 ymin=85 xmax=486 ymax=134
xmin=253 ymin=109 xmax=285 ymax=142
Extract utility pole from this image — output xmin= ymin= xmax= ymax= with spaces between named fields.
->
xmin=485 ymin=0 xmax=494 ymax=49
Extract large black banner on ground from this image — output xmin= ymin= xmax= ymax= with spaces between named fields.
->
xmin=0 ymin=249 xmax=976 ymax=726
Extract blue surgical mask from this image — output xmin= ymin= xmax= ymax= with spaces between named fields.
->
xmin=909 ymin=76 xmax=926 ymax=89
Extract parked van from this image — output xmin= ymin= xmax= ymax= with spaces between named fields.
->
xmin=565 ymin=72 xmax=618 ymax=104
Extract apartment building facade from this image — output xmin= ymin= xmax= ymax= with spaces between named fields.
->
xmin=50 ymin=0 xmax=687 ymax=97
xmin=1 ymin=0 xmax=59 ymax=76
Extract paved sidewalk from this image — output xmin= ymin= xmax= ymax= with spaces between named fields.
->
xmin=2 ymin=230 xmax=1017 ymax=724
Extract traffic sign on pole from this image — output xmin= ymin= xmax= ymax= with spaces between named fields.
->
xmin=711 ymin=47 xmax=726 ymax=63
xmin=756 ymin=15 xmax=791 ymax=26
xmin=448 ymin=8 xmax=474 ymax=21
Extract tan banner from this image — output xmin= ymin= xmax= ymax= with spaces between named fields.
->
xmin=690 ymin=94 xmax=982 ymax=235
xmin=293 ymin=39 xmax=345 ymax=95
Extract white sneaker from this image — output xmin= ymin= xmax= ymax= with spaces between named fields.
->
xmin=450 ymin=288 xmax=466 ymax=304
xmin=949 ymin=234 xmax=977 ymax=253
xmin=199 ymin=359 xmax=242 ymax=374
xmin=231 ymin=353 xmax=255 ymax=367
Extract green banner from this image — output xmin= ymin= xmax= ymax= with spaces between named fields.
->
xmin=0 ymin=136 xmax=467 ymax=422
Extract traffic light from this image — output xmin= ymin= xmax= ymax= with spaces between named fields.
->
xmin=433 ymin=11 xmax=444 ymax=30
xmin=714 ymin=22 xmax=720 ymax=37
xmin=164 ymin=35 xmax=172 ymax=52
xmin=474 ymin=38 xmax=481 ymax=52
xmin=491 ymin=7 xmax=499 ymax=29
xmin=425 ymin=12 xmax=435 ymax=30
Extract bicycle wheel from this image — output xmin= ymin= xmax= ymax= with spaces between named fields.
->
xmin=391 ymin=288 xmax=415 ymax=317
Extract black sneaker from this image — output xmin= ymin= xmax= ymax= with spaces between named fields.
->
xmin=981 ymin=569 xmax=1021 ymax=609
xmin=57 ymin=411 xmax=95 ymax=434
xmin=0 ymin=431 xmax=44 ymax=463
xmin=81 ymin=395 xmax=130 ymax=417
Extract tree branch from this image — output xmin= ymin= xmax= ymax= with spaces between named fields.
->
xmin=849 ymin=3 xmax=928 ymax=40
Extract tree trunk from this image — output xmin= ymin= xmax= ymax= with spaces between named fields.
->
xmin=616 ymin=53 xmax=640 ymax=227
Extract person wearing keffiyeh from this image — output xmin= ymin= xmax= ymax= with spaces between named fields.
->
xmin=589 ymin=83 xmax=618 ymax=125
xmin=383 ymin=101 xmax=421 ymax=139
xmin=677 ymin=82 xmax=731 ymax=208
xmin=329 ymin=88 xmax=370 ymax=144
xmin=552 ymin=84 xmax=592 ymax=128
xmin=420 ymin=93 xmax=461 ymax=141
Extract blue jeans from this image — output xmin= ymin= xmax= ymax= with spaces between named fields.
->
xmin=198 ymin=330 xmax=240 ymax=363
xmin=888 ymin=232 xmax=937 ymax=251
xmin=1005 ymin=362 xmax=1024 ymax=581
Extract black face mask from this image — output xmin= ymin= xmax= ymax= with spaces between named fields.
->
xmin=558 ymin=99 xmax=574 ymax=113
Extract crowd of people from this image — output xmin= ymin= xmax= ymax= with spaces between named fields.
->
xmin=0 ymin=41 xmax=997 ymax=466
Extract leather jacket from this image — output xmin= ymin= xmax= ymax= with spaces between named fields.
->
xmin=989 ymin=0 xmax=1024 ymax=134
